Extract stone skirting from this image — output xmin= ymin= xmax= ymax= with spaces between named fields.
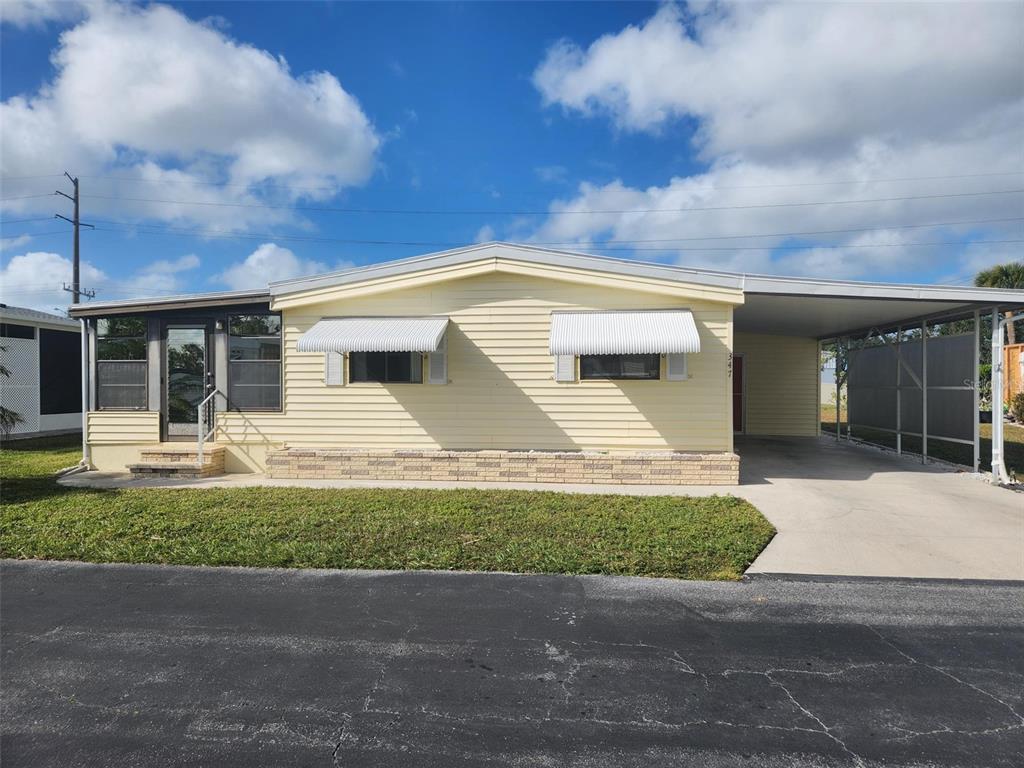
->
xmin=265 ymin=448 xmax=739 ymax=486
xmin=127 ymin=445 xmax=226 ymax=479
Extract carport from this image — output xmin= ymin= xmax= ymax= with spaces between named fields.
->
xmin=722 ymin=271 xmax=1024 ymax=483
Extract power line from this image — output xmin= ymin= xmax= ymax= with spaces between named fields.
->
xmin=86 ymin=224 xmax=1022 ymax=253
xmin=70 ymin=169 xmax=1024 ymax=195
xmin=0 ymin=217 xmax=57 ymax=226
xmin=81 ymin=187 xmax=1024 ymax=216
xmin=0 ymin=193 xmax=58 ymax=202
xmin=83 ymin=214 xmax=1024 ymax=248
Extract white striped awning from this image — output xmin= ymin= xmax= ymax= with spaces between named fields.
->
xmin=296 ymin=316 xmax=449 ymax=353
xmin=549 ymin=310 xmax=700 ymax=355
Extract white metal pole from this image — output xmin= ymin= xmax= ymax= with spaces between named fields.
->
xmin=79 ymin=318 xmax=91 ymax=468
xmin=973 ymin=310 xmax=980 ymax=473
xmin=921 ymin=320 xmax=928 ymax=464
xmin=991 ymin=306 xmax=1003 ymax=484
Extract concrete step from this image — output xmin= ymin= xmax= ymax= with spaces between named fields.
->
xmin=129 ymin=445 xmax=225 ymax=478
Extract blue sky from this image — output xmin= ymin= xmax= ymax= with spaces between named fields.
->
xmin=1 ymin=1 xmax=1022 ymax=312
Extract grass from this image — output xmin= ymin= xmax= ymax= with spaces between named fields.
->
xmin=821 ymin=405 xmax=1024 ymax=479
xmin=0 ymin=436 xmax=774 ymax=580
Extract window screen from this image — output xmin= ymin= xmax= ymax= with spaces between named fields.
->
xmin=349 ymin=351 xmax=423 ymax=383
xmin=228 ymin=314 xmax=282 ymax=410
xmin=40 ymin=328 xmax=81 ymax=414
xmin=579 ymin=354 xmax=660 ymax=380
xmin=96 ymin=317 xmax=147 ymax=409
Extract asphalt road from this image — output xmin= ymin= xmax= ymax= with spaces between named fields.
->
xmin=2 ymin=560 xmax=1022 ymax=767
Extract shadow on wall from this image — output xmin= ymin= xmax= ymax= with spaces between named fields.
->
xmin=386 ymin=326 xmax=576 ymax=451
xmin=607 ymin=327 xmax=734 ymax=454
xmin=212 ymin=394 xmax=281 ymax=472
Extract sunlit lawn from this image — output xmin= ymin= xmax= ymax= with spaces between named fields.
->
xmin=0 ymin=436 xmax=774 ymax=581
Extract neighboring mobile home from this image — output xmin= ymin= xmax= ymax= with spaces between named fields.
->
xmin=0 ymin=305 xmax=82 ymax=440
xmin=66 ymin=243 xmax=1024 ymax=484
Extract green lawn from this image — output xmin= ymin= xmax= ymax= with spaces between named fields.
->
xmin=0 ymin=436 xmax=774 ymax=580
xmin=821 ymin=405 xmax=1024 ymax=479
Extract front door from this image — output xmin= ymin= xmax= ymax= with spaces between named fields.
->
xmin=733 ymin=353 xmax=745 ymax=434
xmin=165 ymin=324 xmax=212 ymax=440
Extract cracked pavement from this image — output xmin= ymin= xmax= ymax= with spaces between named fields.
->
xmin=2 ymin=560 xmax=1022 ymax=767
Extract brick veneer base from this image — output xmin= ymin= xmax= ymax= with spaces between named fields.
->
xmin=266 ymin=448 xmax=739 ymax=486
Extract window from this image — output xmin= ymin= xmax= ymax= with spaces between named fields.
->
xmin=349 ymin=351 xmax=423 ymax=383
xmin=96 ymin=317 xmax=147 ymax=409
xmin=579 ymin=354 xmax=660 ymax=380
xmin=0 ymin=323 xmax=34 ymax=340
xmin=228 ymin=314 xmax=281 ymax=410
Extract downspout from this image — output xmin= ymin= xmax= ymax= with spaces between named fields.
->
xmin=991 ymin=309 xmax=1024 ymax=485
xmin=80 ymin=317 xmax=91 ymax=468
xmin=57 ymin=317 xmax=92 ymax=477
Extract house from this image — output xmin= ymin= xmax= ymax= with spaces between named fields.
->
xmin=66 ymin=243 xmax=1024 ymax=484
xmin=0 ymin=305 xmax=82 ymax=439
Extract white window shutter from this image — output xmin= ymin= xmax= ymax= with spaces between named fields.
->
xmin=666 ymin=353 xmax=688 ymax=380
xmin=428 ymin=349 xmax=447 ymax=384
xmin=554 ymin=354 xmax=576 ymax=383
xmin=324 ymin=351 xmax=345 ymax=386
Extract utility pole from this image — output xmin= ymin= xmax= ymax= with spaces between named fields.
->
xmin=56 ymin=172 xmax=95 ymax=303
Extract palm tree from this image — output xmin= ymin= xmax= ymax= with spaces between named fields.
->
xmin=975 ymin=262 xmax=1024 ymax=344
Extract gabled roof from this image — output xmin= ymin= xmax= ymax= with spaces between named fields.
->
xmin=269 ymin=242 xmax=744 ymax=296
xmin=269 ymin=241 xmax=1024 ymax=306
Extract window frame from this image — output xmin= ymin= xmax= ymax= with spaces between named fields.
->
xmin=226 ymin=313 xmax=283 ymax=412
xmin=578 ymin=353 xmax=662 ymax=381
xmin=95 ymin=316 xmax=149 ymax=411
xmin=348 ymin=351 xmax=424 ymax=384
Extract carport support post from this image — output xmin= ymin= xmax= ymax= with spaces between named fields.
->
xmin=835 ymin=337 xmax=841 ymax=442
xmin=991 ymin=306 xmax=1004 ymax=484
xmin=896 ymin=326 xmax=902 ymax=456
xmin=921 ymin=320 xmax=928 ymax=464
xmin=973 ymin=310 xmax=980 ymax=473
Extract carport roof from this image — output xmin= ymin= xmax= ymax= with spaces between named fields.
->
xmin=67 ymin=243 xmax=1024 ymax=336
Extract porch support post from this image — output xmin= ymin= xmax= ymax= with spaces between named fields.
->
xmin=973 ymin=310 xmax=980 ymax=473
xmin=991 ymin=306 xmax=1004 ymax=484
xmin=921 ymin=320 xmax=928 ymax=464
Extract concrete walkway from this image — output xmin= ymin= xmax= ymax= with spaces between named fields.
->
xmin=59 ymin=437 xmax=1024 ymax=580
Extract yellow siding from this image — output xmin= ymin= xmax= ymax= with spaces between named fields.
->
xmin=86 ymin=411 xmax=160 ymax=444
xmin=216 ymin=272 xmax=734 ymax=455
xmin=735 ymin=332 xmax=820 ymax=436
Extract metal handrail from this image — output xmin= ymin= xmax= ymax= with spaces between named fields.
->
xmin=196 ymin=389 xmax=218 ymax=468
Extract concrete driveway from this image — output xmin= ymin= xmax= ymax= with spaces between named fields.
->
xmin=737 ymin=437 xmax=1024 ymax=580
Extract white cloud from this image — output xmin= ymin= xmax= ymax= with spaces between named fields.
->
xmin=474 ymin=224 xmax=496 ymax=244
xmin=535 ymin=165 xmax=569 ymax=184
xmin=214 ymin=243 xmax=330 ymax=290
xmin=0 ymin=249 xmax=200 ymax=310
xmin=0 ymin=234 xmax=32 ymax=252
xmin=0 ymin=2 xmax=380 ymax=230
xmin=0 ymin=0 xmax=87 ymax=28
xmin=530 ymin=3 xmax=1024 ymax=279
xmin=534 ymin=3 xmax=1022 ymax=160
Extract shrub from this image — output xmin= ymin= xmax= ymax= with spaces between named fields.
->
xmin=1010 ymin=392 xmax=1024 ymax=423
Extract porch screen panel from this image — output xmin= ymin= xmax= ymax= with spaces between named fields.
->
xmin=847 ymin=345 xmax=897 ymax=431
xmin=228 ymin=315 xmax=282 ymax=411
xmin=96 ymin=317 xmax=147 ymax=410
xmin=926 ymin=334 xmax=975 ymax=442
xmin=847 ymin=332 xmax=975 ymax=444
